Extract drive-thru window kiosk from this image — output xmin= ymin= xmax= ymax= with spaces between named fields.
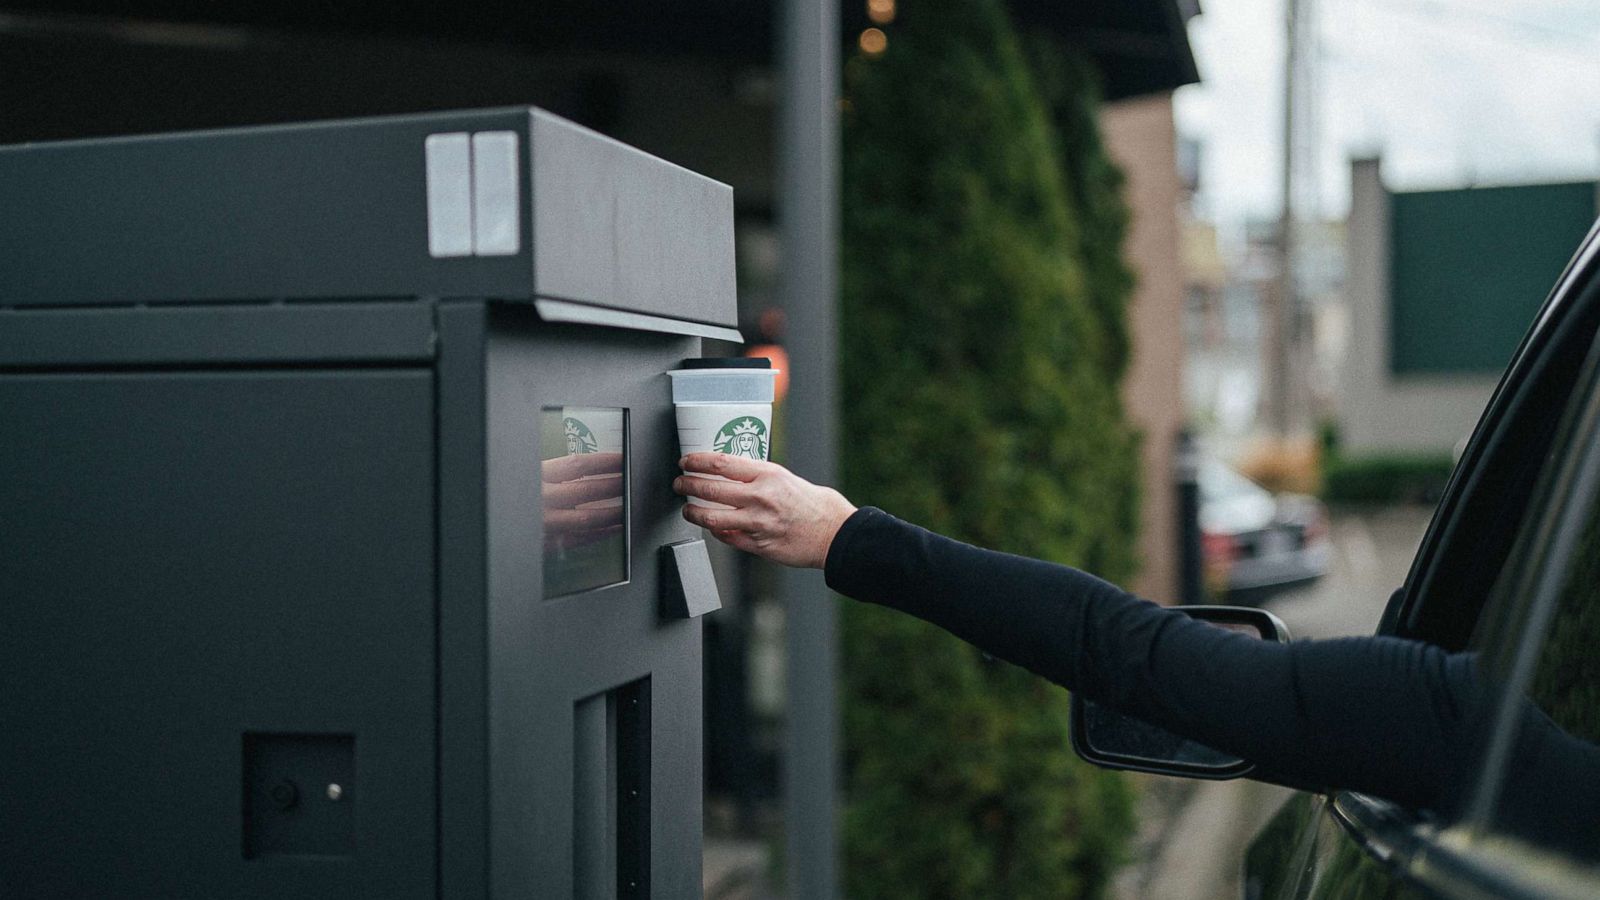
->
xmin=0 ymin=109 xmax=736 ymax=898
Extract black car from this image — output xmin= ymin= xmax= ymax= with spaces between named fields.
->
xmin=1075 ymin=218 xmax=1600 ymax=898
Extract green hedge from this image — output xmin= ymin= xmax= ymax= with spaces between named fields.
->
xmin=1322 ymin=455 xmax=1455 ymax=504
xmin=838 ymin=1 xmax=1139 ymax=896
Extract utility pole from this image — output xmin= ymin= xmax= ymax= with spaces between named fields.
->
xmin=1268 ymin=0 xmax=1299 ymax=437
xmin=1269 ymin=0 xmax=1316 ymax=438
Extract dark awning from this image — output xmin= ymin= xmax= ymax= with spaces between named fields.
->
xmin=0 ymin=0 xmax=1198 ymax=101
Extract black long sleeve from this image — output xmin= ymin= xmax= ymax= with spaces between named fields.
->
xmin=823 ymin=506 xmax=1487 ymax=810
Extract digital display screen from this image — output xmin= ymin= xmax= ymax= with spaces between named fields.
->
xmin=541 ymin=407 xmax=628 ymax=598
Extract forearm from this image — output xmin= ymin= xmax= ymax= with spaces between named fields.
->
xmin=825 ymin=506 xmax=1150 ymax=693
xmin=823 ymin=507 xmax=1485 ymax=809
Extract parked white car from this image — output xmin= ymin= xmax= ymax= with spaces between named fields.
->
xmin=1198 ymin=458 xmax=1331 ymax=600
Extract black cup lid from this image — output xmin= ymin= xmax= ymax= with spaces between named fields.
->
xmin=679 ymin=357 xmax=772 ymax=369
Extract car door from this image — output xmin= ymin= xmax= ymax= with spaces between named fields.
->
xmin=1245 ymin=218 xmax=1600 ymax=900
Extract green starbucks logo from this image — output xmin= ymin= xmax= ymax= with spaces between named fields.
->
xmin=563 ymin=417 xmax=599 ymax=455
xmin=713 ymin=417 xmax=769 ymax=460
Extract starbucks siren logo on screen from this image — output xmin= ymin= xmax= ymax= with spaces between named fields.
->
xmin=563 ymin=417 xmax=599 ymax=455
xmin=714 ymin=417 xmax=769 ymax=460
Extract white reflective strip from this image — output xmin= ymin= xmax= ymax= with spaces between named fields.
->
xmin=470 ymin=131 xmax=521 ymax=257
xmin=424 ymin=133 xmax=473 ymax=258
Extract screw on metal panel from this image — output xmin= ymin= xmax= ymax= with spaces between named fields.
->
xmin=269 ymin=780 xmax=300 ymax=810
xmin=326 ymin=783 xmax=344 ymax=801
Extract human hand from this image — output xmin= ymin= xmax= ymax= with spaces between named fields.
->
xmin=541 ymin=451 xmax=625 ymax=552
xmin=673 ymin=453 xmax=857 ymax=569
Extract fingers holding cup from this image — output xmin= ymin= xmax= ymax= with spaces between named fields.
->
xmin=679 ymin=451 xmax=770 ymax=483
xmin=681 ymin=501 xmax=765 ymax=535
xmin=673 ymin=471 xmax=762 ymax=509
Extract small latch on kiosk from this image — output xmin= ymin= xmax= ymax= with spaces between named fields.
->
xmin=660 ymin=539 xmax=723 ymax=619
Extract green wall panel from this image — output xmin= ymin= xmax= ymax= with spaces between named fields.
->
xmin=1390 ymin=181 xmax=1596 ymax=375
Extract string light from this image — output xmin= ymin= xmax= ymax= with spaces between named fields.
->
xmin=868 ymin=0 xmax=896 ymax=25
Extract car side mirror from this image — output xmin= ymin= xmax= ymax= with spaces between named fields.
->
xmin=1070 ymin=605 xmax=1291 ymax=779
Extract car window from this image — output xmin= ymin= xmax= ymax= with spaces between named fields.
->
xmin=1462 ymin=331 xmax=1600 ymax=869
xmin=1303 ymin=232 xmax=1600 ymax=899
xmin=1524 ymin=520 xmax=1600 ymax=747
xmin=1483 ymin=501 xmax=1600 ymax=865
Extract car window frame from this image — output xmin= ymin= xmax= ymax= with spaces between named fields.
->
xmin=1327 ymin=399 xmax=1600 ymax=896
xmin=1464 ymin=334 xmax=1600 ymax=831
xmin=1383 ymin=218 xmax=1600 ymax=649
xmin=1314 ymin=223 xmax=1600 ymax=899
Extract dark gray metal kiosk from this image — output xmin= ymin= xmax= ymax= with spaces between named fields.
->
xmin=0 ymin=108 xmax=735 ymax=899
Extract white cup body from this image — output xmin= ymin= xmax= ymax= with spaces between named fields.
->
xmin=675 ymin=402 xmax=773 ymax=508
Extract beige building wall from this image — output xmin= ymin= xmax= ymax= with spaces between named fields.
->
xmin=1100 ymin=94 xmax=1186 ymax=604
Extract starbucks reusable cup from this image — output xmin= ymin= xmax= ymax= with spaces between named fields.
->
xmin=668 ymin=358 xmax=779 ymax=509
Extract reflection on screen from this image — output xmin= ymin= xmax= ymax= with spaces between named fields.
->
xmin=541 ymin=407 xmax=627 ymax=598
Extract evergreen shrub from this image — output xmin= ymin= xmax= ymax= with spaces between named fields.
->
xmin=838 ymin=1 xmax=1142 ymax=896
xmin=1322 ymin=454 xmax=1455 ymax=505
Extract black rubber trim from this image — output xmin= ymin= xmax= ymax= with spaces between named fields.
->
xmin=679 ymin=357 xmax=771 ymax=369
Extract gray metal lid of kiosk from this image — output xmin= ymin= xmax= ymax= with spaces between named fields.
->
xmin=0 ymin=107 xmax=741 ymax=343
